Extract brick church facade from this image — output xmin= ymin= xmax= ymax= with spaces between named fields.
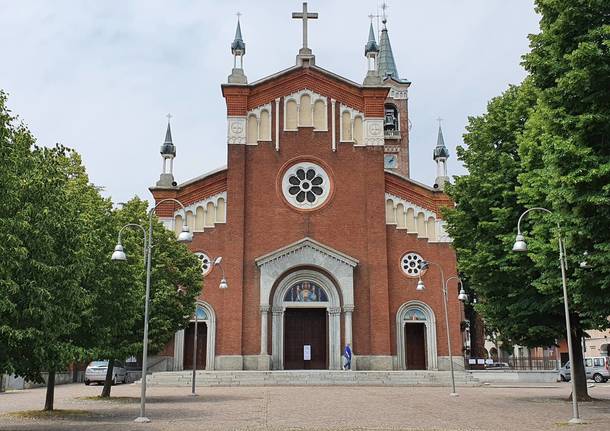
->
xmin=150 ymin=4 xmax=466 ymax=372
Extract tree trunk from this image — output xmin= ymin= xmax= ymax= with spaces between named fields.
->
xmin=44 ymin=370 xmax=55 ymax=411
xmin=569 ymin=325 xmax=591 ymax=402
xmin=101 ymin=360 xmax=114 ymax=398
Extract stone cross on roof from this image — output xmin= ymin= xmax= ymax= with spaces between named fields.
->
xmin=292 ymin=2 xmax=318 ymax=55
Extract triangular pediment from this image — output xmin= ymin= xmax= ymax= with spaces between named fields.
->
xmin=241 ymin=66 xmax=387 ymax=113
xmin=255 ymin=237 xmax=359 ymax=269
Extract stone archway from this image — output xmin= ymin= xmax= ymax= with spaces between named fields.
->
xmin=255 ymin=237 xmax=358 ymax=371
xmin=396 ymin=300 xmax=438 ymax=370
xmin=173 ymin=300 xmax=216 ymax=371
xmin=271 ymin=270 xmax=342 ymax=370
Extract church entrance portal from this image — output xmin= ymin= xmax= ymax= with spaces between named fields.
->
xmin=183 ymin=321 xmax=207 ymax=370
xmin=284 ymin=308 xmax=327 ymax=369
xmin=405 ymin=322 xmax=426 ymax=370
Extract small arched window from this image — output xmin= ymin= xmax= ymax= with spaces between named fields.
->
xmin=404 ymin=308 xmax=427 ymax=321
xmin=259 ymin=110 xmax=271 ymax=141
xmin=341 ymin=111 xmax=352 ymax=141
xmin=285 ymin=99 xmax=298 ymax=130
xmin=284 ymin=281 xmax=329 ymax=302
xmin=247 ymin=114 xmax=258 ymax=144
xmin=313 ymin=99 xmax=326 ymax=130
xmin=299 ymin=94 xmax=312 ymax=126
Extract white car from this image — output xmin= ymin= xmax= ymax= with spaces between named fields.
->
xmin=84 ymin=360 xmax=128 ymax=385
xmin=559 ymin=357 xmax=609 ymax=383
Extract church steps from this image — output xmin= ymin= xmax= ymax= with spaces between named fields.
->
xmin=139 ymin=370 xmax=479 ymax=387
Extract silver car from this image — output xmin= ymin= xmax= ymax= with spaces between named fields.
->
xmin=559 ymin=357 xmax=609 ymax=383
xmin=84 ymin=360 xmax=127 ymax=385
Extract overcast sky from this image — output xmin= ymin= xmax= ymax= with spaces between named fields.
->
xmin=1 ymin=0 xmax=540 ymax=204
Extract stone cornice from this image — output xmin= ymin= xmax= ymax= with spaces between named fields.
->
xmin=255 ymin=237 xmax=359 ymax=269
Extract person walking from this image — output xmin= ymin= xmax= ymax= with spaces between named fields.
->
xmin=343 ymin=343 xmax=352 ymax=370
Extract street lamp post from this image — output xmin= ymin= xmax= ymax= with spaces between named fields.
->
xmin=417 ymin=261 xmax=466 ymax=397
xmin=513 ymin=207 xmax=582 ymax=425
xmin=191 ymin=257 xmax=227 ymax=395
xmin=112 ymin=198 xmax=192 ymax=423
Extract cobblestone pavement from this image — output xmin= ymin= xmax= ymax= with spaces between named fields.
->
xmin=0 ymin=382 xmax=609 ymax=430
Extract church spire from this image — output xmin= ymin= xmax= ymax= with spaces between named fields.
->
xmin=228 ymin=14 xmax=247 ymax=84
xmin=378 ymin=14 xmax=400 ymax=80
xmin=363 ymin=20 xmax=382 ymax=86
xmin=433 ymin=119 xmax=450 ymax=189
xmin=157 ymin=114 xmax=177 ymax=188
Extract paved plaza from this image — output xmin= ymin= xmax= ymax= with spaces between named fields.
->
xmin=0 ymin=382 xmax=609 ymax=430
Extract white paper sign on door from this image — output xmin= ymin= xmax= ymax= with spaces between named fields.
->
xmin=303 ymin=345 xmax=311 ymax=361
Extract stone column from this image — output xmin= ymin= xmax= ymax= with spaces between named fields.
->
xmin=271 ymin=306 xmax=284 ymax=370
xmin=173 ymin=329 xmax=185 ymax=371
xmin=260 ymin=305 xmax=270 ymax=355
xmin=328 ymin=307 xmax=342 ymax=370
xmin=343 ymin=306 xmax=354 ymax=347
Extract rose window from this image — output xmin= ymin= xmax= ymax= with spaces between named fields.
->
xmin=282 ymin=162 xmax=330 ymax=209
xmin=401 ymin=252 xmax=426 ymax=277
xmin=195 ymin=252 xmax=212 ymax=277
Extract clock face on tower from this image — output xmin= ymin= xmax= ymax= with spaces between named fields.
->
xmin=384 ymin=154 xmax=398 ymax=169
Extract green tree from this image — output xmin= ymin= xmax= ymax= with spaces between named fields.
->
xmin=443 ymin=83 xmax=566 ymax=348
xmin=92 ymin=198 xmax=201 ymax=398
xmin=518 ymin=0 xmax=610 ymax=400
xmin=0 ymin=91 xmax=89 ymax=410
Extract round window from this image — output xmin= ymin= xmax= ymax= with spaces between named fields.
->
xmin=195 ymin=252 xmax=213 ymax=277
xmin=401 ymin=252 xmax=426 ymax=277
xmin=281 ymin=162 xmax=331 ymax=210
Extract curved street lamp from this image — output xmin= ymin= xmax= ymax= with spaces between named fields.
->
xmin=417 ymin=261 xmax=467 ymax=397
xmin=513 ymin=207 xmax=581 ymax=424
xmin=112 ymin=198 xmax=192 ymax=423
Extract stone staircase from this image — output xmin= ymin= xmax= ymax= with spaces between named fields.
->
xmin=141 ymin=370 xmax=480 ymax=387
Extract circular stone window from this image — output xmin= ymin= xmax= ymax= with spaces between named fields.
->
xmin=401 ymin=252 xmax=427 ymax=277
xmin=195 ymin=252 xmax=212 ymax=277
xmin=281 ymin=162 xmax=331 ymax=210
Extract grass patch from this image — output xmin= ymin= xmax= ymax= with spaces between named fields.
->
xmin=76 ymin=395 xmax=138 ymax=403
xmin=5 ymin=409 xmax=91 ymax=419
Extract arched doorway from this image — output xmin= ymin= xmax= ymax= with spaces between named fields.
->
xmin=172 ymin=301 xmax=216 ymax=371
xmin=183 ymin=305 xmax=208 ymax=370
xmin=272 ymin=270 xmax=342 ymax=370
xmin=396 ymin=301 xmax=438 ymax=370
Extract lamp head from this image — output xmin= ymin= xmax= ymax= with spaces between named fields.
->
xmin=416 ymin=278 xmax=425 ymax=291
xmin=177 ymin=224 xmax=193 ymax=243
xmin=214 ymin=256 xmax=223 ymax=265
xmin=418 ymin=260 xmax=430 ymax=271
xmin=219 ymin=277 xmax=228 ymax=290
xmin=512 ymin=234 xmax=528 ymax=252
xmin=111 ymin=244 xmax=127 ymax=261
xmin=458 ymin=288 xmax=468 ymax=302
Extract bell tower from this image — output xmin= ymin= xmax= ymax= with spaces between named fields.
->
xmin=376 ymin=10 xmax=411 ymax=177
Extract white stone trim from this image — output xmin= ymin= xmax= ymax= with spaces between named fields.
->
xmin=363 ymin=118 xmax=384 ymax=146
xmin=396 ymin=300 xmax=438 ymax=370
xmin=174 ymin=192 xmax=227 ymax=231
xmin=172 ymin=300 xmax=216 ymax=371
xmin=247 ymin=103 xmax=272 ymax=144
xmin=283 ymin=89 xmax=328 ymax=131
xmin=331 ymin=98 xmax=336 ymax=152
xmin=271 ymin=270 xmax=342 ymax=370
xmin=275 ymin=98 xmax=280 ymax=151
xmin=255 ymin=237 xmax=357 ymax=371
xmin=384 ymin=192 xmax=452 ymax=243
xmin=389 ymin=87 xmax=408 ymax=100
xmin=339 ymin=104 xmax=364 ymax=143
xmin=227 ymin=116 xmax=246 ymax=145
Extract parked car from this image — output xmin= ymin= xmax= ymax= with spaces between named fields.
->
xmin=84 ymin=360 xmax=127 ymax=385
xmin=559 ymin=357 xmax=609 ymax=383
xmin=484 ymin=362 xmax=511 ymax=369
